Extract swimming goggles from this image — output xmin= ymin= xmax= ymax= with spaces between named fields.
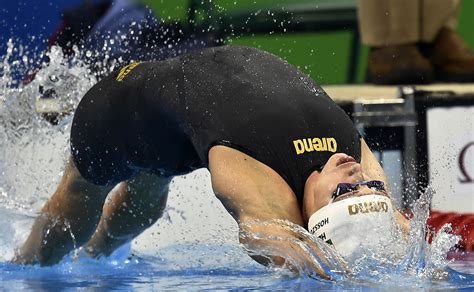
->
xmin=331 ymin=180 xmax=385 ymax=201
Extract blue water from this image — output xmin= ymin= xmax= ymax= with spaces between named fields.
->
xmin=1 ymin=243 xmax=474 ymax=290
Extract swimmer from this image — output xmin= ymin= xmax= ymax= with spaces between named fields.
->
xmin=13 ymin=46 xmax=409 ymax=278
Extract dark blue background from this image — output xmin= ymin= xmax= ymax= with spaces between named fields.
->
xmin=0 ymin=0 xmax=94 ymax=81
xmin=0 ymin=0 xmax=86 ymax=53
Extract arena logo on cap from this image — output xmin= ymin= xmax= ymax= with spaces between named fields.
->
xmin=347 ymin=200 xmax=389 ymax=215
xmin=293 ymin=137 xmax=337 ymax=155
xmin=116 ymin=62 xmax=142 ymax=82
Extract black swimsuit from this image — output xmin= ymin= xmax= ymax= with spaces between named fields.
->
xmin=70 ymin=45 xmax=361 ymax=207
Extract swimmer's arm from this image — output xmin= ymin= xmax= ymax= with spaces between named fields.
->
xmin=209 ymin=146 xmax=346 ymax=279
xmin=83 ymin=172 xmax=170 ymax=258
xmin=360 ymin=139 xmax=410 ymax=234
xmin=12 ymin=158 xmax=112 ymax=266
xmin=239 ymin=220 xmax=348 ymax=279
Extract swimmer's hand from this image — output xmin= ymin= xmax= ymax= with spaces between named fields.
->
xmin=71 ymin=246 xmax=99 ymax=262
xmin=11 ymin=214 xmax=68 ymax=266
xmin=11 ymin=248 xmax=39 ymax=266
xmin=395 ymin=210 xmax=411 ymax=236
xmin=240 ymin=219 xmax=349 ymax=280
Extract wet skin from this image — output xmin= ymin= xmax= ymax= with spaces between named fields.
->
xmin=13 ymin=139 xmax=408 ymax=279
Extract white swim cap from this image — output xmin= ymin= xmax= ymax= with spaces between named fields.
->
xmin=308 ymin=195 xmax=395 ymax=262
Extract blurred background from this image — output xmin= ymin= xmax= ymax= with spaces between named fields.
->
xmin=1 ymin=0 xmax=473 ymax=84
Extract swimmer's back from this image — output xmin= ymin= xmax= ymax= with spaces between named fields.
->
xmin=171 ymin=46 xmax=360 ymax=199
xmin=71 ymin=46 xmax=360 ymax=205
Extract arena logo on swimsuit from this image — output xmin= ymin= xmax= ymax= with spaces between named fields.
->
xmin=116 ymin=62 xmax=142 ymax=82
xmin=293 ymin=137 xmax=337 ymax=155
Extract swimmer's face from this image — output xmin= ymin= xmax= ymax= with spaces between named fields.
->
xmin=303 ymin=153 xmax=388 ymax=218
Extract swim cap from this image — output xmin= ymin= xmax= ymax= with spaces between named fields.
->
xmin=308 ymin=195 xmax=395 ymax=262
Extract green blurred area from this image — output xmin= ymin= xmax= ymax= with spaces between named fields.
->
xmin=142 ymin=0 xmax=474 ymax=85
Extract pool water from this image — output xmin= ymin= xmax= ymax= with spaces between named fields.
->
xmin=1 ymin=43 xmax=474 ymax=290
xmin=1 ymin=243 xmax=474 ymax=290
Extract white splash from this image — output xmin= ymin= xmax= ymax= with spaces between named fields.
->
xmin=0 ymin=41 xmax=96 ymax=260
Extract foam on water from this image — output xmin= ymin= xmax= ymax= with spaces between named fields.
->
xmin=1 ymin=41 xmax=474 ymax=289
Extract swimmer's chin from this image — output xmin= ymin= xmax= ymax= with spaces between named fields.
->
xmin=335 ymin=155 xmax=357 ymax=168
